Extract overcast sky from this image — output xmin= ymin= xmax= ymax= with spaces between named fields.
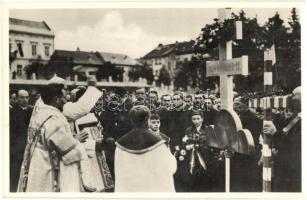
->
xmin=10 ymin=8 xmax=299 ymax=58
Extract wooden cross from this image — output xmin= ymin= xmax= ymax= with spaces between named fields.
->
xmin=207 ymin=8 xmax=248 ymax=110
xmin=206 ymin=8 xmax=249 ymax=192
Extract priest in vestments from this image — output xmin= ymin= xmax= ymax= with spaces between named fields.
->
xmin=22 ymin=77 xmax=114 ymax=192
xmin=114 ymin=105 xmax=177 ymax=192
xmin=18 ymin=81 xmax=87 ymax=192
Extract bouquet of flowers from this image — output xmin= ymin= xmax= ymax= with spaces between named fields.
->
xmin=174 ymin=132 xmax=224 ymax=175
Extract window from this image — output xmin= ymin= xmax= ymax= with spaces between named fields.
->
xmin=17 ymin=65 xmax=22 ymax=76
xmin=9 ymin=43 xmax=12 ymax=53
xmin=17 ymin=43 xmax=24 ymax=57
xmin=45 ymin=46 xmax=50 ymax=57
xmin=168 ymin=61 xmax=171 ymax=68
xmin=155 ymin=58 xmax=161 ymax=65
xmin=32 ymin=44 xmax=37 ymax=56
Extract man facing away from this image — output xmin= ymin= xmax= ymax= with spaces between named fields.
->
xmin=114 ymin=105 xmax=177 ymax=192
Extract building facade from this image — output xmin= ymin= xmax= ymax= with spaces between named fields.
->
xmin=9 ymin=18 xmax=55 ymax=80
xmin=141 ymin=40 xmax=195 ymax=79
xmin=46 ymin=50 xmax=141 ymax=82
xmin=96 ymin=52 xmax=142 ymax=82
xmin=46 ymin=49 xmax=104 ymax=81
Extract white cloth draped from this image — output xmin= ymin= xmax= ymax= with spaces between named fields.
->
xmin=114 ymin=143 xmax=177 ymax=192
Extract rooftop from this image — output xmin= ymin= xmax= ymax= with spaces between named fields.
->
xmin=96 ymin=52 xmax=141 ymax=66
xmin=9 ymin=17 xmax=55 ymax=37
xmin=50 ymin=50 xmax=104 ymax=66
xmin=142 ymin=40 xmax=196 ymax=59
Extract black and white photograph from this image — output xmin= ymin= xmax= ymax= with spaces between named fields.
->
xmin=1 ymin=1 xmax=305 ymax=198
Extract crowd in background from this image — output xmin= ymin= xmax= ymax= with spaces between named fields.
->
xmin=9 ymin=84 xmax=301 ymax=192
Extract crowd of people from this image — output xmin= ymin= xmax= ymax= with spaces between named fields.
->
xmin=9 ymin=76 xmax=301 ymax=192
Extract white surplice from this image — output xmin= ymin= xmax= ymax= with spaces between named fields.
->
xmin=114 ymin=143 xmax=177 ymax=192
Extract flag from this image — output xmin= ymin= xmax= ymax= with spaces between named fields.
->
xmin=264 ymin=44 xmax=276 ymax=65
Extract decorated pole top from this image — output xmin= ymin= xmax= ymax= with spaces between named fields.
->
xmin=206 ymin=8 xmax=248 ymax=110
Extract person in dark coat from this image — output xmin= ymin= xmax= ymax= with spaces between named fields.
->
xmin=184 ymin=94 xmax=193 ymax=111
xmin=98 ymin=94 xmax=133 ymax=179
xmin=231 ymin=97 xmax=263 ymax=192
xmin=175 ymin=111 xmax=224 ymax=192
xmin=156 ymin=94 xmax=172 ymax=134
xmin=202 ymin=98 xmax=218 ymax=126
xmin=167 ymin=92 xmax=190 ymax=152
xmin=272 ymin=87 xmax=301 ymax=192
xmin=10 ymin=89 xmax=33 ymax=192
xmin=147 ymin=89 xmax=160 ymax=111
xmin=133 ymin=88 xmax=147 ymax=106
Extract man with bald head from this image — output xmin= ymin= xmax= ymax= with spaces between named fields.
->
xmin=10 ymin=89 xmax=33 ymax=192
xmin=17 ymin=90 xmax=30 ymax=108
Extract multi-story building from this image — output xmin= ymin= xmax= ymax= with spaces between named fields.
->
xmin=9 ymin=18 xmax=55 ymax=80
xmin=141 ymin=40 xmax=195 ymax=79
xmin=46 ymin=49 xmax=141 ymax=82
xmin=96 ymin=52 xmax=142 ymax=82
xmin=46 ymin=49 xmax=105 ymax=81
